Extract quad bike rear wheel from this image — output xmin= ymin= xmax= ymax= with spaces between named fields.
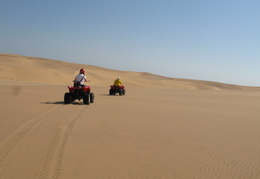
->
xmin=119 ymin=89 xmax=122 ymax=96
xmin=83 ymin=93 xmax=90 ymax=105
xmin=64 ymin=93 xmax=71 ymax=104
xmin=109 ymin=89 xmax=113 ymax=95
xmin=109 ymin=89 xmax=115 ymax=95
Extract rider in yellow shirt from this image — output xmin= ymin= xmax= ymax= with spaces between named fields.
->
xmin=114 ymin=77 xmax=122 ymax=86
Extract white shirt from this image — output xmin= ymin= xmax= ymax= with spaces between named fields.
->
xmin=75 ymin=74 xmax=86 ymax=85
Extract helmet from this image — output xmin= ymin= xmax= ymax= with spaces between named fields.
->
xmin=80 ymin=68 xmax=85 ymax=74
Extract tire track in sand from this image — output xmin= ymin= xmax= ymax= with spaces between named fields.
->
xmin=0 ymin=106 xmax=43 ymax=126
xmin=0 ymin=106 xmax=53 ymax=141
xmin=38 ymin=106 xmax=86 ymax=179
xmin=0 ymin=105 xmax=66 ymax=178
xmin=0 ymin=106 xmax=64 ymax=161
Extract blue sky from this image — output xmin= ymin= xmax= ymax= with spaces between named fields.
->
xmin=1 ymin=0 xmax=260 ymax=86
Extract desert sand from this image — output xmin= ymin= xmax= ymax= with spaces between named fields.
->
xmin=1 ymin=53 xmax=260 ymax=179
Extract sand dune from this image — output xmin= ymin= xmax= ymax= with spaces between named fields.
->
xmin=1 ymin=53 xmax=257 ymax=90
xmin=1 ymin=53 xmax=260 ymax=179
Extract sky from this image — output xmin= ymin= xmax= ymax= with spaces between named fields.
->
xmin=1 ymin=0 xmax=260 ymax=86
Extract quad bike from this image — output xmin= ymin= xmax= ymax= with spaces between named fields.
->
xmin=109 ymin=85 xmax=126 ymax=96
xmin=64 ymin=85 xmax=94 ymax=105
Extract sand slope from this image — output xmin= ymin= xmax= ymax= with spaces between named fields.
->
xmin=1 ymin=53 xmax=257 ymax=90
xmin=1 ymin=54 xmax=260 ymax=179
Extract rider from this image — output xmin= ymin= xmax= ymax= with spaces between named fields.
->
xmin=114 ymin=77 xmax=122 ymax=86
xmin=74 ymin=68 xmax=87 ymax=87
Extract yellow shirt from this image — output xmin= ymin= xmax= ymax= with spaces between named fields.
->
xmin=114 ymin=79 xmax=122 ymax=86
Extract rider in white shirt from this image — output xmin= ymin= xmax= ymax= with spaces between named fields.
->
xmin=74 ymin=68 xmax=87 ymax=87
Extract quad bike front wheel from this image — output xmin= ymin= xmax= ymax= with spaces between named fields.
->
xmin=90 ymin=93 xmax=94 ymax=103
xmin=122 ymin=89 xmax=126 ymax=95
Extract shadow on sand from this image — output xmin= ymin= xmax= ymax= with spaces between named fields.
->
xmin=42 ymin=101 xmax=84 ymax=105
xmin=99 ymin=94 xmax=110 ymax=96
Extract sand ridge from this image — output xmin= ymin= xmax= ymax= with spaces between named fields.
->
xmin=1 ymin=53 xmax=257 ymax=90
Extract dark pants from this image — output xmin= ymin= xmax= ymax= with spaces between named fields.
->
xmin=74 ymin=82 xmax=85 ymax=87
